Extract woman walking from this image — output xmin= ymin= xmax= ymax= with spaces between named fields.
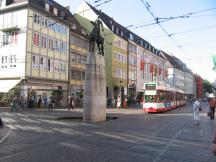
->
xmin=116 ymin=96 xmax=121 ymax=109
xmin=193 ymin=98 xmax=201 ymax=125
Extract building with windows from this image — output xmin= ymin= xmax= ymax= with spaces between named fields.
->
xmin=69 ymin=17 xmax=89 ymax=101
xmin=0 ymin=0 xmax=71 ymax=106
xmin=161 ymin=52 xmax=196 ymax=99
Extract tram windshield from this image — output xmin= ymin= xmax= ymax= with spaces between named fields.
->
xmin=145 ymin=95 xmax=156 ymax=102
xmin=144 ymin=91 xmax=166 ymax=102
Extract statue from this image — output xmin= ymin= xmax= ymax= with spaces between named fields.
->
xmin=89 ymin=16 xmax=104 ymax=56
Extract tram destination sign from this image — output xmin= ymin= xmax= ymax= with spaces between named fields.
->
xmin=145 ymin=83 xmax=156 ymax=90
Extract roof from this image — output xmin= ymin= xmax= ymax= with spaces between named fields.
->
xmin=29 ymin=0 xmax=72 ymax=25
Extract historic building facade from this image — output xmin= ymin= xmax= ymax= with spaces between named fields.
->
xmin=69 ymin=17 xmax=89 ymax=101
xmin=0 ymin=0 xmax=70 ymax=106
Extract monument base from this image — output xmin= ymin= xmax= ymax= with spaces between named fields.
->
xmin=83 ymin=52 xmax=106 ymax=122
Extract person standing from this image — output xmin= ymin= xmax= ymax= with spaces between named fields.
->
xmin=43 ymin=96 xmax=48 ymax=107
xmin=193 ymin=98 xmax=200 ymax=125
xmin=38 ymin=95 xmax=42 ymax=107
xmin=48 ymin=95 xmax=54 ymax=111
xmin=209 ymin=98 xmax=216 ymax=120
xmin=68 ymin=96 xmax=75 ymax=111
xmin=116 ymin=96 xmax=121 ymax=109
xmin=0 ymin=117 xmax=3 ymax=128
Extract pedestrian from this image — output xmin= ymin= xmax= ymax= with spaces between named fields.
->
xmin=43 ymin=96 xmax=48 ymax=107
xmin=209 ymin=98 xmax=216 ymax=120
xmin=193 ymin=98 xmax=200 ymax=125
xmin=212 ymin=130 xmax=216 ymax=156
xmin=10 ymin=97 xmax=17 ymax=112
xmin=38 ymin=95 xmax=42 ymax=107
xmin=116 ymin=96 xmax=121 ymax=108
xmin=0 ymin=117 xmax=3 ymax=128
xmin=48 ymin=95 xmax=54 ymax=111
xmin=68 ymin=96 xmax=75 ymax=110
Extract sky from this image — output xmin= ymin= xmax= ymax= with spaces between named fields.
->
xmin=56 ymin=0 xmax=216 ymax=82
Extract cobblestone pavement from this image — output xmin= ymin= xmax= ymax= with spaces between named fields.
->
xmin=0 ymin=103 xmax=215 ymax=162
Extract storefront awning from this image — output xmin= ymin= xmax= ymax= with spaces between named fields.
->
xmin=0 ymin=80 xmax=21 ymax=93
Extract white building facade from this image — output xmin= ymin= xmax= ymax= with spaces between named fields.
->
xmin=0 ymin=0 xmax=70 ymax=106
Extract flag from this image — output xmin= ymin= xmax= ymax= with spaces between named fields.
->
xmin=212 ymin=53 xmax=216 ymax=71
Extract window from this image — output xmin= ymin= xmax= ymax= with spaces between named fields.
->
xmin=53 ymin=8 xmax=58 ymax=16
xmin=32 ymin=55 xmax=39 ymax=69
xmin=35 ymin=13 xmax=40 ymax=24
xmin=60 ymin=62 xmax=66 ymax=73
xmin=54 ymin=60 xmax=59 ymax=72
xmin=1 ymin=56 xmax=8 ymax=68
xmin=40 ymin=57 xmax=46 ymax=69
xmin=121 ymin=31 xmax=124 ymax=37
xmin=9 ymin=55 xmax=16 ymax=67
xmin=71 ymin=36 xmax=76 ymax=45
xmin=11 ymin=31 xmax=18 ymax=44
xmin=45 ymin=3 xmax=50 ymax=11
xmin=116 ymin=27 xmax=119 ymax=35
xmin=111 ymin=25 xmax=114 ymax=32
xmin=41 ymin=35 xmax=47 ymax=48
xmin=71 ymin=24 xmax=76 ymax=30
xmin=44 ymin=18 xmax=48 ymax=27
xmin=48 ymin=37 xmax=53 ymax=50
xmin=46 ymin=58 xmax=53 ymax=72
xmin=129 ymin=33 xmax=133 ymax=40
xmin=115 ymin=68 xmax=126 ymax=79
xmin=33 ymin=32 xmax=40 ymax=46
xmin=47 ymin=58 xmax=51 ymax=71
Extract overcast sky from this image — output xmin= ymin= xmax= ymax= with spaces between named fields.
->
xmin=56 ymin=0 xmax=216 ymax=82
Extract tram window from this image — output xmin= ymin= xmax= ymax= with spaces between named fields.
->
xmin=158 ymin=91 xmax=164 ymax=102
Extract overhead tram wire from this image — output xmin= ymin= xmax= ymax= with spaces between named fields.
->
xmin=128 ymin=6 xmax=216 ymax=30
xmin=146 ymin=25 xmax=216 ymax=39
xmin=140 ymin=0 xmax=181 ymax=48
xmin=140 ymin=0 xmax=194 ymax=66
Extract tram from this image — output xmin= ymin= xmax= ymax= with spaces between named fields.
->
xmin=143 ymin=82 xmax=186 ymax=112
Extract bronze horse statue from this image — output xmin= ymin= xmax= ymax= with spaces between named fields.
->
xmin=89 ymin=17 xmax=104 ymax=56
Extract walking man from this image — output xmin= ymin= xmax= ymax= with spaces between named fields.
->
xmin=48 ymin=95 xmax=54 ymax=111
xmin=68 ymin=96 xmax=75 ymax=111
xmin=209 ymin=97 xmax=216 ymax=120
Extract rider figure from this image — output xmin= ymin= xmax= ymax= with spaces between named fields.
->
xmin=89 ymin=15 xmax=104 ymax=55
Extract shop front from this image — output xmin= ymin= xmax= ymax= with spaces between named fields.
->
xmin=0 ymin=79 xmax=68 ymax=107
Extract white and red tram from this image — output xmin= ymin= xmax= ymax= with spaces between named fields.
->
xmin=143 ymin=82 xmax=186 ymax=112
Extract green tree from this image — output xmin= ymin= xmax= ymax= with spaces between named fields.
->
xmin=212 ymin=53 xmax=216 ymax=71
xmin=203 ymin=79 xmax=213 ymax=94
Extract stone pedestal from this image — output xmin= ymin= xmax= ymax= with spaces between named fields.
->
xmin=83 ymin=52 xmax=106 ymax=122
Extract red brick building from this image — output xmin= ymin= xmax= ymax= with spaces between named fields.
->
xmin=194 ymin=74 xmax=203 ymax=99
